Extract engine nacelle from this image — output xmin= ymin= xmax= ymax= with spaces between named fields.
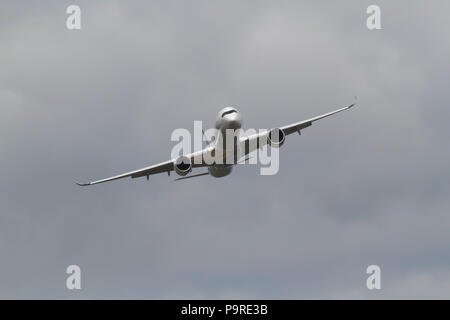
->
xmin=267 ymin=128 xmax=285 ymax=147
xmin=174 ymin=156 xmax=192 ymax=176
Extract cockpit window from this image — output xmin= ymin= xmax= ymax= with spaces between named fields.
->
xmin=221 ymin=110 xmax=237 ymax=117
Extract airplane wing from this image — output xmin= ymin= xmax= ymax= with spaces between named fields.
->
xmin=76 ymin=147 xmax=213 ymax=186
xmin=239 ymin=103 xmax=355 ymax=156
xmin=77 ymin=103 xmax=354 ymax=186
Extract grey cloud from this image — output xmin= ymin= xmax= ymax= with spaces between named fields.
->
xmin=1 ymin=0 xmax=450 ymax=298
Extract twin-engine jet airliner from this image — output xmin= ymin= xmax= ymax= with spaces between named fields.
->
xmin=76 ymin=103 xmax=355 ymax=186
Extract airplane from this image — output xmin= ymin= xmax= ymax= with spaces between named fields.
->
xmin=76 ymin=103 xmax=355 ymax=186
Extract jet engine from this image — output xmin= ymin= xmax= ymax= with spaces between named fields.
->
xmin=267 ymin=128 xmax=285 ymax=147
xmin=174 ymin=156 xmax=192 ymax=176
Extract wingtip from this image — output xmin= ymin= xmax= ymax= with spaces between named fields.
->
xmin=75 ymin=182 xmax=90 ymax=187
xmin=351 ymin=96 xmax=358 ymax=107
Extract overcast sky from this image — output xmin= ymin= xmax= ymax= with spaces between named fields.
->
xmin=1 ymin=0 xmax=450 ymax=299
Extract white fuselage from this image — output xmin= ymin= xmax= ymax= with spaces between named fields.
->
xmin=209 ymin=107 xmax=242 ymax=177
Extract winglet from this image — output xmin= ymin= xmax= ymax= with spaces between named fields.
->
xmin=75 ymin=182 xmax=91 ymax=187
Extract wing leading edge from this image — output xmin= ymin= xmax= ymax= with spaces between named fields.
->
xmin=76 ymin=147 xmax=213 ymax=186
xmin=76 ymin=159 xmax=174 ymax=186
xmin=280 ymin=103 xmax=354 ymax=135
xmin=239 ymin=103 xmax=355 ymax=157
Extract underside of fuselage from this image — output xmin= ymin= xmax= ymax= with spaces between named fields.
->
xmin=208 ymin=164 xmax=233 ymax=177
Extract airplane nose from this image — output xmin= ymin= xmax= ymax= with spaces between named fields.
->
xmin=227 ymin=114 xmax=242 ymax=129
